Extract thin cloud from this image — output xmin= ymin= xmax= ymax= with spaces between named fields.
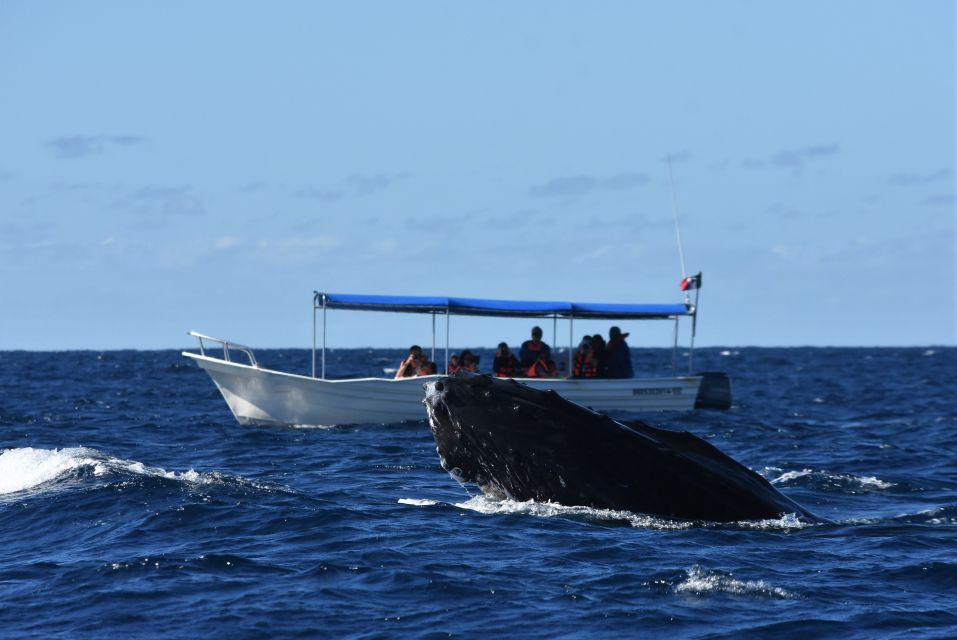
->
xmin=887 ymin=169 xmax=951 ymax=186
xmin=295 ymin=172 xmax=409 ymax=201
xmin=529 ymin=172 xmax=650 ymax=198
xmin=924 ymin=194 xmax=955 ymax=206
xmin=112 ymin=185 xmax=204 ymax=216
xmin=294 ymin=186 xmax=344 ymax=202
xmin=345 ymin=172 xmax=409 ymax=197
xmin=47 ymin=134 xmax=144 ymax=159
xmin=214 ymin=236 xmax=243 ymax=250
xmin=744 ymin=144 xmax=840 ymax=171
xmin=764 ymin=202 xmax=803 ymax=220
xmin=238 ymin=181 xmax=267 ymax=193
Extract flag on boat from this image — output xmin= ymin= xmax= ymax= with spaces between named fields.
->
xmin=680 ymin=272 xmax=702 ymax=291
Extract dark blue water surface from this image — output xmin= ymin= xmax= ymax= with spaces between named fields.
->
xmin=1 ymin=346 xmax=956 ymax=639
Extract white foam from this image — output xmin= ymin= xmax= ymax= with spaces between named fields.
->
xmin=770 ymin=467 xmax=895 ymax=490
xmin=733 ymin=512 xmax=811 ymax=530
xmin=0 ymin=447 xmax=106 ymax=495
xmin=771 ymin=468 xmax=814 ymax=484
xmin=675 ymin=565 xmax=796 ymax=599
xmin=448 ymin=495 xmax=818 ymax=530
xmin=453 ymin=495 xmax=694 ymax=530
xmin=290 ymin=423 xmax=340 ymax=430
xmin=398 ymin=498 xmax=439 ymax=506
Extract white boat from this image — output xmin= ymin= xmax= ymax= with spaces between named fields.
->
xmin=183 ymin=283 xmax=731 ymax=426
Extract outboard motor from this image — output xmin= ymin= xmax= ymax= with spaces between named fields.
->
xmin=694 ymin=371 xmax=732 ymax=410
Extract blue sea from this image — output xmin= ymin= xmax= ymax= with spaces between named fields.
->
xmin=1 ymin=346 xmax=955 ymax=639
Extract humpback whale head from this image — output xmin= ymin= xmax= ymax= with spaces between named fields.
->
xmin=423 ymin=372 xmax=822 ymax=522
xmin=423 ymin=371 xmax=618 ymax=504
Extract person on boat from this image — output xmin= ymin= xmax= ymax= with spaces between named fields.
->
xmin=447 ymin=354 xmax=462 ymax=374
xmin=493 ymin=342 xmax=519 ymax=378
xmin=459 ymin=349 xmax=480 ymax=373
xmin=572 ymin=336 xmax=599 ymax=378
xmin=395 ymin=345 xmax=424 ymax=379
xmin=605 ymin=326 xmax=634 ymax=379
xmin=416 ymin=356 xmax=437 ymax=376
xmin=526 ymin=352 xmax=558 ymax=378
xmin=519 ymin=326 xmax=551 ymax=369
xmin=591 ymin=334 xmax=608 ymax=378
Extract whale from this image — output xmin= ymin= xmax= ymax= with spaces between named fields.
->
xmin=423 ymin=372 xmax=821 ymax=523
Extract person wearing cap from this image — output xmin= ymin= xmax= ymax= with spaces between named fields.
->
xmin=519 ymin=326 xmax=551 ymax=369
xmin=605 ymin=326 xmax=634 ymax=378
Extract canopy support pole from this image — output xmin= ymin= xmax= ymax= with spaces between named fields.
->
xmin=672 ymin=316 xmax=679 ymax=373
xmin=552 ymin=314 xmax=557 ymax=354
xmin=568 ymin=314 xmax=574 ymax=374
xmin=689 ymin=287 xmax=700 ymax=373
xmin=312 ymin=294 xmax=317 ymax=378
xmin=322 ymin=300 xmax=327 ymax=380
xmin=431 ymin=313 xmax=436 ymax=365
xmin=445 ymin=309 xmax=450 ymax=373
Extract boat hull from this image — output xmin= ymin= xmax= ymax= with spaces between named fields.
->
xmin=184 ymin=352 xmax=705 ymax=426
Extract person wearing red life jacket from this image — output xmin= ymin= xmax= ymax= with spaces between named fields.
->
xmin=493 ymin=342 xmax=519 ymax=378
xmin=519 ymin=326 xmax=551 ymax=369
xmin=572 ymin=337 xmax=599 ymax=378
xmin=460 ymin=349 xmax=479 ymax=373
xmin=416 ymin=357 xmax=436 ymax=376
xmin=446 ymin=354 xmax=461 ymax=374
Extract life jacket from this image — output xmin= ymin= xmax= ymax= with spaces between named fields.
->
xmin=573 ymin=352 xmax=598 ymax=378
xmin=417 ymin=361 xmax=436 ymax=376
xmin=447 ymin=363 xmax=461 ymax=374
xmin=520 ymin=340 xmax=550 ymax=368
xmin=494 ymin=354 xmax=517 ymax=378
xmin=527 ymin=360 xmax=549 ymax=378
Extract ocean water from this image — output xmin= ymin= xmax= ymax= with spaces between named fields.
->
xmin=1 ymin=346 xmax=956 ymax=639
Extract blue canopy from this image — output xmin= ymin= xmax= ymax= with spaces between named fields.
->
xmin=315 ymin=292 xmax=691 ymax=320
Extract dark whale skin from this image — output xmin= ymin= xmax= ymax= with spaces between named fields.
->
xmin=424 ymin=372 xmax=821 ymax=523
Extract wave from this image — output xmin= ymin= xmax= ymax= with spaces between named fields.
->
xmin=0 ymin=446 xmax=280 ymax=497
xmin=0 ymin=447 xmax=107 ymax=495
xmin=397 ymin=498 xmax=440 ymax=507
xmin=764 ymin=467 xmax=896 ymax=491
xmin=400 ymin=495 xmax=815 ymax=530
xmin=674 ymin=565 xmax=797 ymax=599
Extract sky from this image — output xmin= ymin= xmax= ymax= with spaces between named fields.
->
xmin=1 ymin=1 xmax=954 ymax=350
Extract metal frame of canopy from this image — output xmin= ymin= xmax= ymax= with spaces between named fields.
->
xmin=311 ymin=289 xmax=703 ymax=380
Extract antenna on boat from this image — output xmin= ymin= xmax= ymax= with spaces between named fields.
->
xmin=667 ymin=155 xmax=688 ymax=287
xmin=667 ymin=156 xmax=701 ymax=372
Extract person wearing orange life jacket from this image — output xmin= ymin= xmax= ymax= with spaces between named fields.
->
xmin=459 ymin=349 xmax=479 ymax=373
xmin=416 ymin=357 xmax=436 ymax=376
xmin=446 ymin=354 xmax=462 ymax=374
xmin=526 ymin=352 xmax=557 ymax=378
xmin=572 ymin=337 xmax=599 ymax=378
xmin=493 ymin=342 xmax=519 ymax=378
xmin=519 ymin=326 xmax=551 ymax=369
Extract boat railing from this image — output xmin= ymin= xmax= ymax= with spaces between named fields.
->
xmin=188 ymin=331 xmax=258 ymax=367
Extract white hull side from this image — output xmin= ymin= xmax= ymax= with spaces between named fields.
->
xmin=183 ymin=352 xmax=702 ymax=426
